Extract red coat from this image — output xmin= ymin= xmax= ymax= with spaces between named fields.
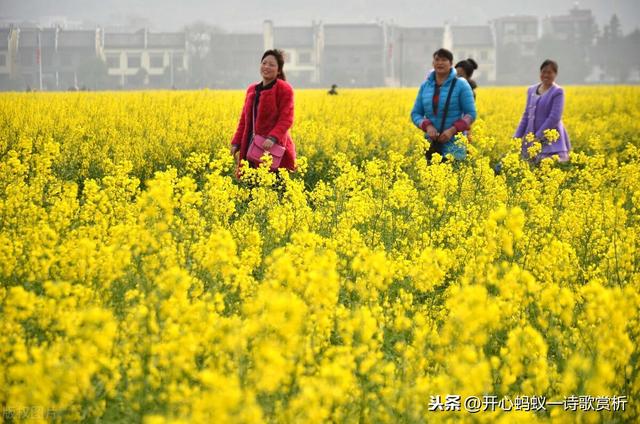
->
xmin=231 ymin=78 xmax=296 ymax=171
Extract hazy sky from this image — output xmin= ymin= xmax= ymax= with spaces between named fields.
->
xmin=1 ymin=0 xmax=639 ymax=33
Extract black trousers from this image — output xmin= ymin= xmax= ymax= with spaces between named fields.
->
xmin=425 ymin=142 xmax=448 ymax=164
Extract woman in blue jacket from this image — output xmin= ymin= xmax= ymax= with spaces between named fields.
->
xmin=411 ymin=48 xmax=477 ymax=162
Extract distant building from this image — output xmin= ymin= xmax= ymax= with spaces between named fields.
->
xmin=209 ymin=32 xmax=263 ymax=88
xmin=0 ymin=26 xmax=103 ymax=90
xmin=103 ymin=29 xmax=145 ymax=88
xmin=264 ymin=20 xmax=321 ymax=87
xmin=103 ymin=29 xmax=187 ymax=89
xmin=57 ymin=28 xmax=102 ymax=89
xmin=540 ymin=7 xmax=597 ymax=84
xmin=147 ymin=32 xmax=187 ymax=88
xmin=542 ymin=6 xmax=597 ymax=45
xmin=321 ymin=23 xmax=387 ymax=87
xmin=14 ymin=27 xmax=60 ymax=90
xmin=0 ymin=27 xmax=19 ymax=89
xmin=1 ymin=9 xmax=617 ymax=90
xmin=492 ymin=16 xmax=538 ymax=84
xmin=392 ymin=26 xmax=444 ymax=86
xmin=584 ymin=64 xmax=618 ymax=84
xmin=444 ymin=24 xmax=496 ymax=84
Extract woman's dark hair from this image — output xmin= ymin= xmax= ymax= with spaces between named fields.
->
xmin=455 ymin=58 xmax=478 ymax=78
xmin=540 ymin=59 xmax=558 ymax=73
xmin=433 ymin=48 xmax=454 ymax=63
xmin=261 ymin=49 xmax=287 ymax=81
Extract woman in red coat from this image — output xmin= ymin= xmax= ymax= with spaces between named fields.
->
xmin=230 ymin=49 xmax=297 ymax=172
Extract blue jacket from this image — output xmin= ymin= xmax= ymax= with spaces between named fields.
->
xmin=411 ymin=68 xmax=477 ymax=160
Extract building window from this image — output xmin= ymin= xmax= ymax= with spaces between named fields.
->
xmin=283 ymin=51 xmax=291 ymax=63
xmin=127 ymin=54 xmax=141 ymax=69
xmin=0 ymin=54 xmax=5 ymax=67
xmin=107 ymin=54 xmax=120 ymax=68
xmin=150 ymin=54 xmax=164 ymax=68
xmin=505 ymin=23 xmax=517 ymax=35
xmin=298 ymin=51 xmax=312 ymax=65
xmin=480 ymin=50 xmax=488 ymax=61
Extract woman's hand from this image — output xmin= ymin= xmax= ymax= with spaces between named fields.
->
xmin=426 ymin=125 xmax=439 ymax=141
xmin=231 ymin=145 xmax=240 ymax=164
xmin=437 ymin=127 xmax=457 ymax=143
xmin=262 ymin=139 xmax=275 ymax=150
xmin=263 ymin=136 xmax=279 ymax=150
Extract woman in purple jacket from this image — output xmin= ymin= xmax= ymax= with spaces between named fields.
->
xmin=514 ymin=59 xmax=571 ymax=162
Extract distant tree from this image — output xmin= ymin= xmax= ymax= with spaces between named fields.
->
xmin=148 ymin=66 xmax=172 ymax=89
xmin=595 ymin=14 xmax=631 ymax=82
xmin=609 ymin=14 xmax=623 ymax=39
xmin=626 ymin=28 xmax=640 ymax=68
xmin=173 ymin=67 xmax=188 ymax=89
xmin=129 ymin=67 xmax=148 ymax=89
xmin=496 ymin=43 xmax=519 ymax=80
xmin=536 ymin=34 xmax=590 ymax=84
xmin=596 ymin=15 xmax=624 ymax=81
xmin=496 ymin=42 xmax=539 ymax=85
xmin=76 ymin=57 xmax=110 ymax=90
xmin=185 ymin=21 xmax=224 ymax=88
xmin=621 ymin=29 xmax=640 ymax=81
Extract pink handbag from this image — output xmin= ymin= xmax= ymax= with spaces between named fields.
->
xmin=246 ymin=134 xmax=286 ymax=170
xmin=246 ymin=99 xmax=285 ymax=170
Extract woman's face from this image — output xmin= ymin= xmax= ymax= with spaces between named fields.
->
xmin=455 ymin=66 xmax=466 ymax=78
xmin=261 ymin=55 xmax=279 ymax=81
xmin=540 ymin=65 xmax=557 ymax=86
xmin=433 ymin=55 xmax=452 ymax=75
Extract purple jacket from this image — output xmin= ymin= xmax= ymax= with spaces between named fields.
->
xmin=514 ymin=83 xmax=571 ymax=155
